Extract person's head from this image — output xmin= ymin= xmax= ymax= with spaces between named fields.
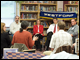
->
xmin=71 ymin=18 xmax=77 ymax=26
xmin=1 ymin=22 xmax=6 ymax=33
xmin=20 ymin=21 xmax=29 ymax=32
xmin=36 ymin=19 xmax=41 ymax=25
xmin=53 ymin=17 xmax=58 ymax=24
xmin=57 ymin=21 xmax=66 ymax=30
xmin=15 ymin=16 xmax=19 ymax=23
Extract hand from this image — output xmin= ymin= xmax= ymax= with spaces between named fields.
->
xmin=73 ymin=43 xmax=76 ymax=47
xmin=33 ymin=36 xmax=38 ymax=41
xmin=53 ymin=32 xmax=54 ymax=34
xmin=71 ymin=34 xmax=73 ymax=37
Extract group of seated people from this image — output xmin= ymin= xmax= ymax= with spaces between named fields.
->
xmin=1 ymin=16 xmax=79 ymax=59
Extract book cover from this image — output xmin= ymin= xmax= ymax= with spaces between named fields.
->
xmin=38 ymin=1 xmax=43 ymax=3
xmin=51 ymin=1 xmax=54 ymax=4
xmin=3 ymin=48 xmax=18 ymax=59
xmin=34 ymin=1 xmax=37 ymax=3
xmin=44 ymin=1 xmax=48 ymax=3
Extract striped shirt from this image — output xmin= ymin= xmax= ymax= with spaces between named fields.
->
xmin=49 ymin=30 xmax=73 ymax=54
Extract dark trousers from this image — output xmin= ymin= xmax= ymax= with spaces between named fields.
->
xmin=45 ymin=32 xmax=53 ymax=50
xmin=35 ymin=34 xmax=43 ymax=50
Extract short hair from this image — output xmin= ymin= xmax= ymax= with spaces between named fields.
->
xmin=20 ymin=21 xmax=29 ymax=32
xmin=1 ymin=22 xmax=5 ymax=33
xmin=15 ymin=15 xmax=19 ymax=19
xmin=53 ymin=17 xmax=57 ymax=20
xmin=58 ymin=21 xmax=66 ymax=29
xmin=71 ymin=18 xmax=77 ymax=21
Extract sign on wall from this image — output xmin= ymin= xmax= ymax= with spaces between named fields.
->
xmin=40 ymin=11 xmax=77 ymax=20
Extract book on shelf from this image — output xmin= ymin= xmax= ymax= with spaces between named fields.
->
xmin=20 ymin=13 xmax=37 ymax=19
xmin=40 ymin=6 xmax=56 ymax=11
xmin=21 ymin=5 xmax=38 ymax=11
xmin=68 ymin=1 xmax=79 ymax=4
xmin=34 ymin=1 xmax=37 ymax=3
xmin=67 ymin=7 xmax=78 ymax=13
xmin=38 ymin=1 xmax=43 ymax=3
xmin=43 ymin=1 xmax=48 ymax=4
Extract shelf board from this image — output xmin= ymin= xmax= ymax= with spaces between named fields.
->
xmin=20 ymin=11 xmax=38 ymax=13
xmin=20 ymin=19 xmax=37 ymax=21
xmin=21 ymin=3 xmax=38 ymax=5
xmin=65 ymin=4 xmax=79 ymax=6
xmin=40 ymin=3 xmax=57 ymax=6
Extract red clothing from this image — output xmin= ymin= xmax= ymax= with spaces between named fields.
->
xmin=11 ymin=31 xmax=35 ymax=49
xmin=33 ymin=25 xmax=44 ymax=36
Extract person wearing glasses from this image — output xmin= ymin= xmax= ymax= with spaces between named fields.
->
xmin=10 ymin=16 xmax=21 ymax=35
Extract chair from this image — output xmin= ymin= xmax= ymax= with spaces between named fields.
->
xmin=55 ymin=45 xmax=72 ymax=54
xmin=10 ymin=43 xmax=36 ymax=53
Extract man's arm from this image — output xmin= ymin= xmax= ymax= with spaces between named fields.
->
xmin=71 ymin=26 xmax=79 ymax=37
xmin=47 ymin=24 xmax=53 ymax=34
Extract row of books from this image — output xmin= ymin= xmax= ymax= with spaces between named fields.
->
xmin=20 ymin=13 xmax=37 ymax=19
xmin=28 ymin=21 xmax=52 ymax=27
xmin=67 ymin=7 xmax=78 ymax=13
xmin=24 ymin=1 xmax=57 ymax=4
xmin=21 ymin=5 xmax=38 ymax=11
xmin=68 ymin=1 xmax=79 ymax=4
xmin=40 ymin=6 xmax=56 ymax=11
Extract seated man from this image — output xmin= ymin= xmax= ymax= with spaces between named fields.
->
xmin=67 ymin=18 xmax=79 ymax=54
xmin=43 ymin=21 xmax=73 ymax=55
xmin=45 ymin=17 xmax=58 ymax=50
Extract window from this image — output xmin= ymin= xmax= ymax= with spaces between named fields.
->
xmin=1 ymin=1 xmax=16 ymax=27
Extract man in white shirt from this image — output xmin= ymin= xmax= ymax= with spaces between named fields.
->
xmin=45 ymin=17 xmax=58 ymax=50
xmin=10 ymin=16 xmax=21 ymax=35
xmin=43 ymin=21 xmax=73 ymax=55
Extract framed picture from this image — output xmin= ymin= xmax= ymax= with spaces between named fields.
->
xmin=58 ymin=8 xmax=63 ymax=11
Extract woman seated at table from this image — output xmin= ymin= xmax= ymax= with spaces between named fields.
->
xmin=33 ymin=19 xmax=44 ymax=51
xmin=11 ymin=21 xmax=38 ymax=49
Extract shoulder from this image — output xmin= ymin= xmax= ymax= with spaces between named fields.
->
xmin=10 ymin=22 xmax=15 ymax=25
xmin=65 ymin=31 xmax=72 ymax=37
xmin=25 ymin=31 xmax=32 ymax=36
xmin=75 ymin=24 xmax=79 ymax=27
xmin=50 ymin=24 xmax=54 ymax=26
xmin=14 ymin=31 xmax=19 ymax=35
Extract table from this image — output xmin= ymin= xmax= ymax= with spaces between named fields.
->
xmin=5 ymin=52 xmax=46 ymax=59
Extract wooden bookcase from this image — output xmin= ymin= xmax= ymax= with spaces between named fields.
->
xmin=19 ymin=1 xmax=57 ymax=37
xmin=64 ymin=4 xmax=79 ymax=31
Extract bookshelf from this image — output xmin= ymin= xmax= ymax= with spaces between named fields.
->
xmin=19 ymin=1 xmax=57 ymax=37
xmin=64 ymin=3 xmax=79 ymax=31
